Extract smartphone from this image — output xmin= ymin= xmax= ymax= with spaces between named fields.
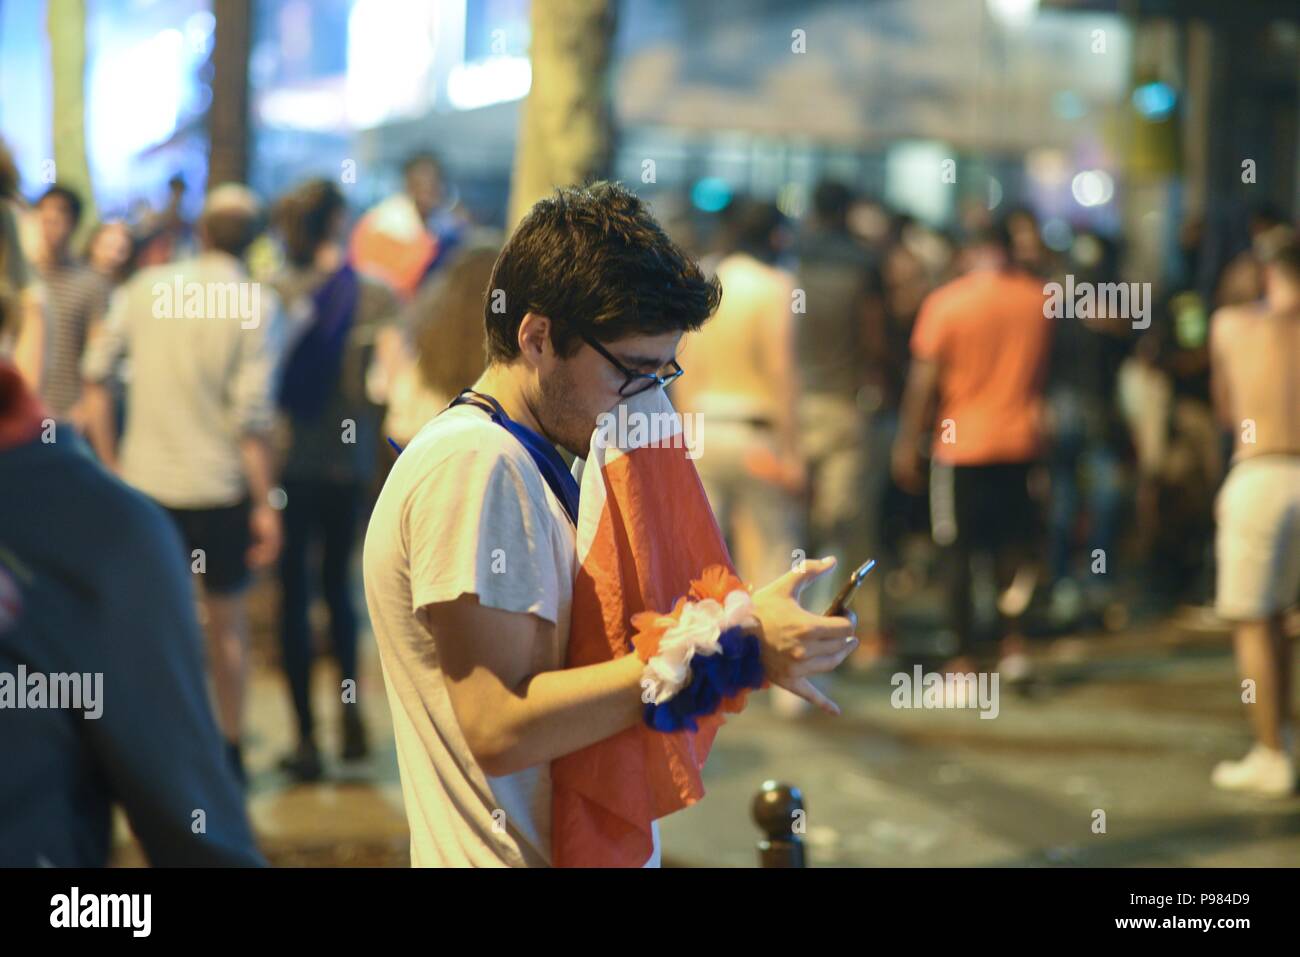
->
xmin=823 ymin=559 xmax=877 ymax=616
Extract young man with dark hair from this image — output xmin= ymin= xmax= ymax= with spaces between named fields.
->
xmin=364 ymin=181 xmax=858 ymax=867
xmin=81 ymin=184 xmax=283 ymax=786
xmin=32 ymin=184 xmax=110 ymax=426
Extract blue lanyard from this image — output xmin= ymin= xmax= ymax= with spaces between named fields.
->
xmin=446 ymin=389 xmax=581 ymax=526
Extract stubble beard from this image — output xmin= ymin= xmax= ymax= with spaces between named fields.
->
xmin=537 ymin=359 xmax=595 ymax=459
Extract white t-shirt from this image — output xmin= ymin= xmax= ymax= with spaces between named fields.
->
xmin=363 ymin=402 xmax=660 ymax=867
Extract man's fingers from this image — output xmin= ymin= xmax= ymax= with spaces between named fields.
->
xmin=787 ymin=677 xmax=841 ymax=716
xmin=793 ymin=639 xmax=858 ymax=678
xmin=794 ymin=634 xmax=859 ymax=661
xmin=797 ymin=611 xmax=856 ymax=643
xmin=781 ymin=555 xmax=837 ymax=598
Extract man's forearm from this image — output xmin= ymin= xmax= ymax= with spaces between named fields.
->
xmin=896 ymin=360 xmax=939 ymax=449
xmin=81 ymin=382 xmax=118 ymax=468
xmin=487 ymin=653 xmax=646 ymax=777
xmin=239 ymin=432 xmax=276 ymax=503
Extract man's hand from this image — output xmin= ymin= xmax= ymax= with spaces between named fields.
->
xmin=246 ymin=502 xmax=282 ymax=570
xmin=891 ymin=438 xmax=924 ymax=494
xmin=750 ymin=556 xmax=858 ymax=716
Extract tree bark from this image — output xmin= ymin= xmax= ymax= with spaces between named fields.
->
xmin=506 ymin=0 xmax=617 ymax=230
xmin=209 ymin=0 xmax=253 ymax=186
xmin=47 ymin=0 xmax=95 ymax=239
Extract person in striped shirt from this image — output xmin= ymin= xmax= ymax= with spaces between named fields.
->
xmin=31 ymin=185 xmax=111 ymax=428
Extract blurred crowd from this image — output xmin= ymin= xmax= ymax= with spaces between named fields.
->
xmin=669 ymin=183 xmax=1295 ymax=652
xmin=2 ymin=133 xmax=1298 ymax=866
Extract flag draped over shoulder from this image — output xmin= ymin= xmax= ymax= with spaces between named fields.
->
xmin=551 ymin=387 xmax=754 ymax=868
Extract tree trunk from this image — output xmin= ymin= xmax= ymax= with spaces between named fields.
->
xmin=209 ymin=0 xmax=253 ymax=186
xmin=47 ymin=0 xmax=95 ymax=240
xmin=506 ymin=0 xmax=617 ymax=230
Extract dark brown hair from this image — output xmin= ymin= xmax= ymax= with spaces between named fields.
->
xmin=413 ymin=244 xmax=498 ymax=398
xmin=276 ymin=178 xmax=346 ymax=268
xmin=484 ymin=181 xmax=721 ymax=363
xmin=1265 ymin=232 xmax=1300 ymax=281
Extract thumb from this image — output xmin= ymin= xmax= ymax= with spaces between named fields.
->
xmin=781 ymin=555 xmax=837 ymax=598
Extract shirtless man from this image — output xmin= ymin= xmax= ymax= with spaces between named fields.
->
xmin=673 ymin=199 xmax=804 ymax=587
xmin=1209 ymin=235 xmax=1300 ymax=797
xmin=672 ymin=200 xmax=810 ymax=716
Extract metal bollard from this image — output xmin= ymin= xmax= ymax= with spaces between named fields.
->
xmin=752 ymin=779 xmax=806 ymax=868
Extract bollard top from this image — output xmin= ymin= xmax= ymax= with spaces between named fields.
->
xmin=751 ymin=779 xmax=803 ymax=838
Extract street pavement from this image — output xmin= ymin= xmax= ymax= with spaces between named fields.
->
xmin=110 ymin=577 xmax=1300 ymax=867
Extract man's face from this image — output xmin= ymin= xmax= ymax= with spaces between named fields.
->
xmin=405 ymin=163 xmax=443 ymax=221
xmin=536 ymin=328 xmax=683 ymax=458
xmin=38 ymin=197 xmax=75 ymax=256
xmin=90 ymin=223 xmax=131 ymax=274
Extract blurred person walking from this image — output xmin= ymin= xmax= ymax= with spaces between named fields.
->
xmin=1208 ymin=236 xmax=1300 ymax=797
xmin=135 ymin=173 xmax=194 ymax=268
xmin=80 ymin=219 xmax=139 ymax=450
xmin=81 ymin=184 xmax=283 ymax=786
xmin=30 ymin=185 xmax=111 ymax=430
xmin=858 ymin=226 xmax=937 ymax=654
xmin=1043 ymin=232 xmax=1132 ymax=626
xmin=380 ymin=242 xmax=499 ymax=447
xmin=0 ymin=357 xmax=263 ymax=866
xmin=793 ymin=180 xmax=884 ymax=630
xmin=268 ymin=179 xmax=399 ymax=781
xmin=673 ymin=199 xmax=808 ymax=714
xmin=892 ymin=220 xmax=1051 ymax=680
xmin=0 ymin=139 xmax=44 ymax=392
xmin=350 ymin=152 xmax=464 ymax=300
xmin=84 ymin=219 xmax=137 ymax=285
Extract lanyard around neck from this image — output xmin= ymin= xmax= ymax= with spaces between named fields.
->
xmin=447 ymin=389 xmax=580 ymax=526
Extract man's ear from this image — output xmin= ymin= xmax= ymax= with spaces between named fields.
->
xmin=517 ymin=311 xmax=554 ymax=369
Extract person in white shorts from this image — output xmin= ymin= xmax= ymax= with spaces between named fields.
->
xmin=1208 ymin=235 xmax=1300 ymax=797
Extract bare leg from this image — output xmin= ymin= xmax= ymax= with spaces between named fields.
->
xmin=1233 ymin=618 xmax=1284 ymax=750
xmin=204 ymin=592 xmax=249 ymax=743
xmin=1269 ymin=613 xmax=1293 ymax=743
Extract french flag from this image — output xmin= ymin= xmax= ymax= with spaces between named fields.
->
xmin=551 ymin=387 xmax=756 ymax=868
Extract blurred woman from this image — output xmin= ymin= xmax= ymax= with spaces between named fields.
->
xmin=78 ymin=220 xmax=138 ymax=455
xmin=380 ymin=241 xmax=499 ymax=446
xmin=83 ymin=219 xmax=137 ymax=286
xmin=269 ymin=179 xmax=398 ymax=781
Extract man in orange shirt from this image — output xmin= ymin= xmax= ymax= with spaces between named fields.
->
xmin=892 ymin=221 xmax=1051 ymax=678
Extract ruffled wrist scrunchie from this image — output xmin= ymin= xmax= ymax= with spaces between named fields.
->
xmin=631 ymin=566 xmax=767 ymax=733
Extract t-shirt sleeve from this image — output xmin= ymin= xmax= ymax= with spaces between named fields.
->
xmin=910 ymin=290 xmax=950 ymax=363
xmin=80 ymin=284 xmax=130 ymax=383
xmin=407 ymin=446 xmax=562 ymax=625
xmin=229 ymin=289 xmax=282 ymax=435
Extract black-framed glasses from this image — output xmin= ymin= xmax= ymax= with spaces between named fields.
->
xmin=575 ymin=328 xmax=684 ymax=397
